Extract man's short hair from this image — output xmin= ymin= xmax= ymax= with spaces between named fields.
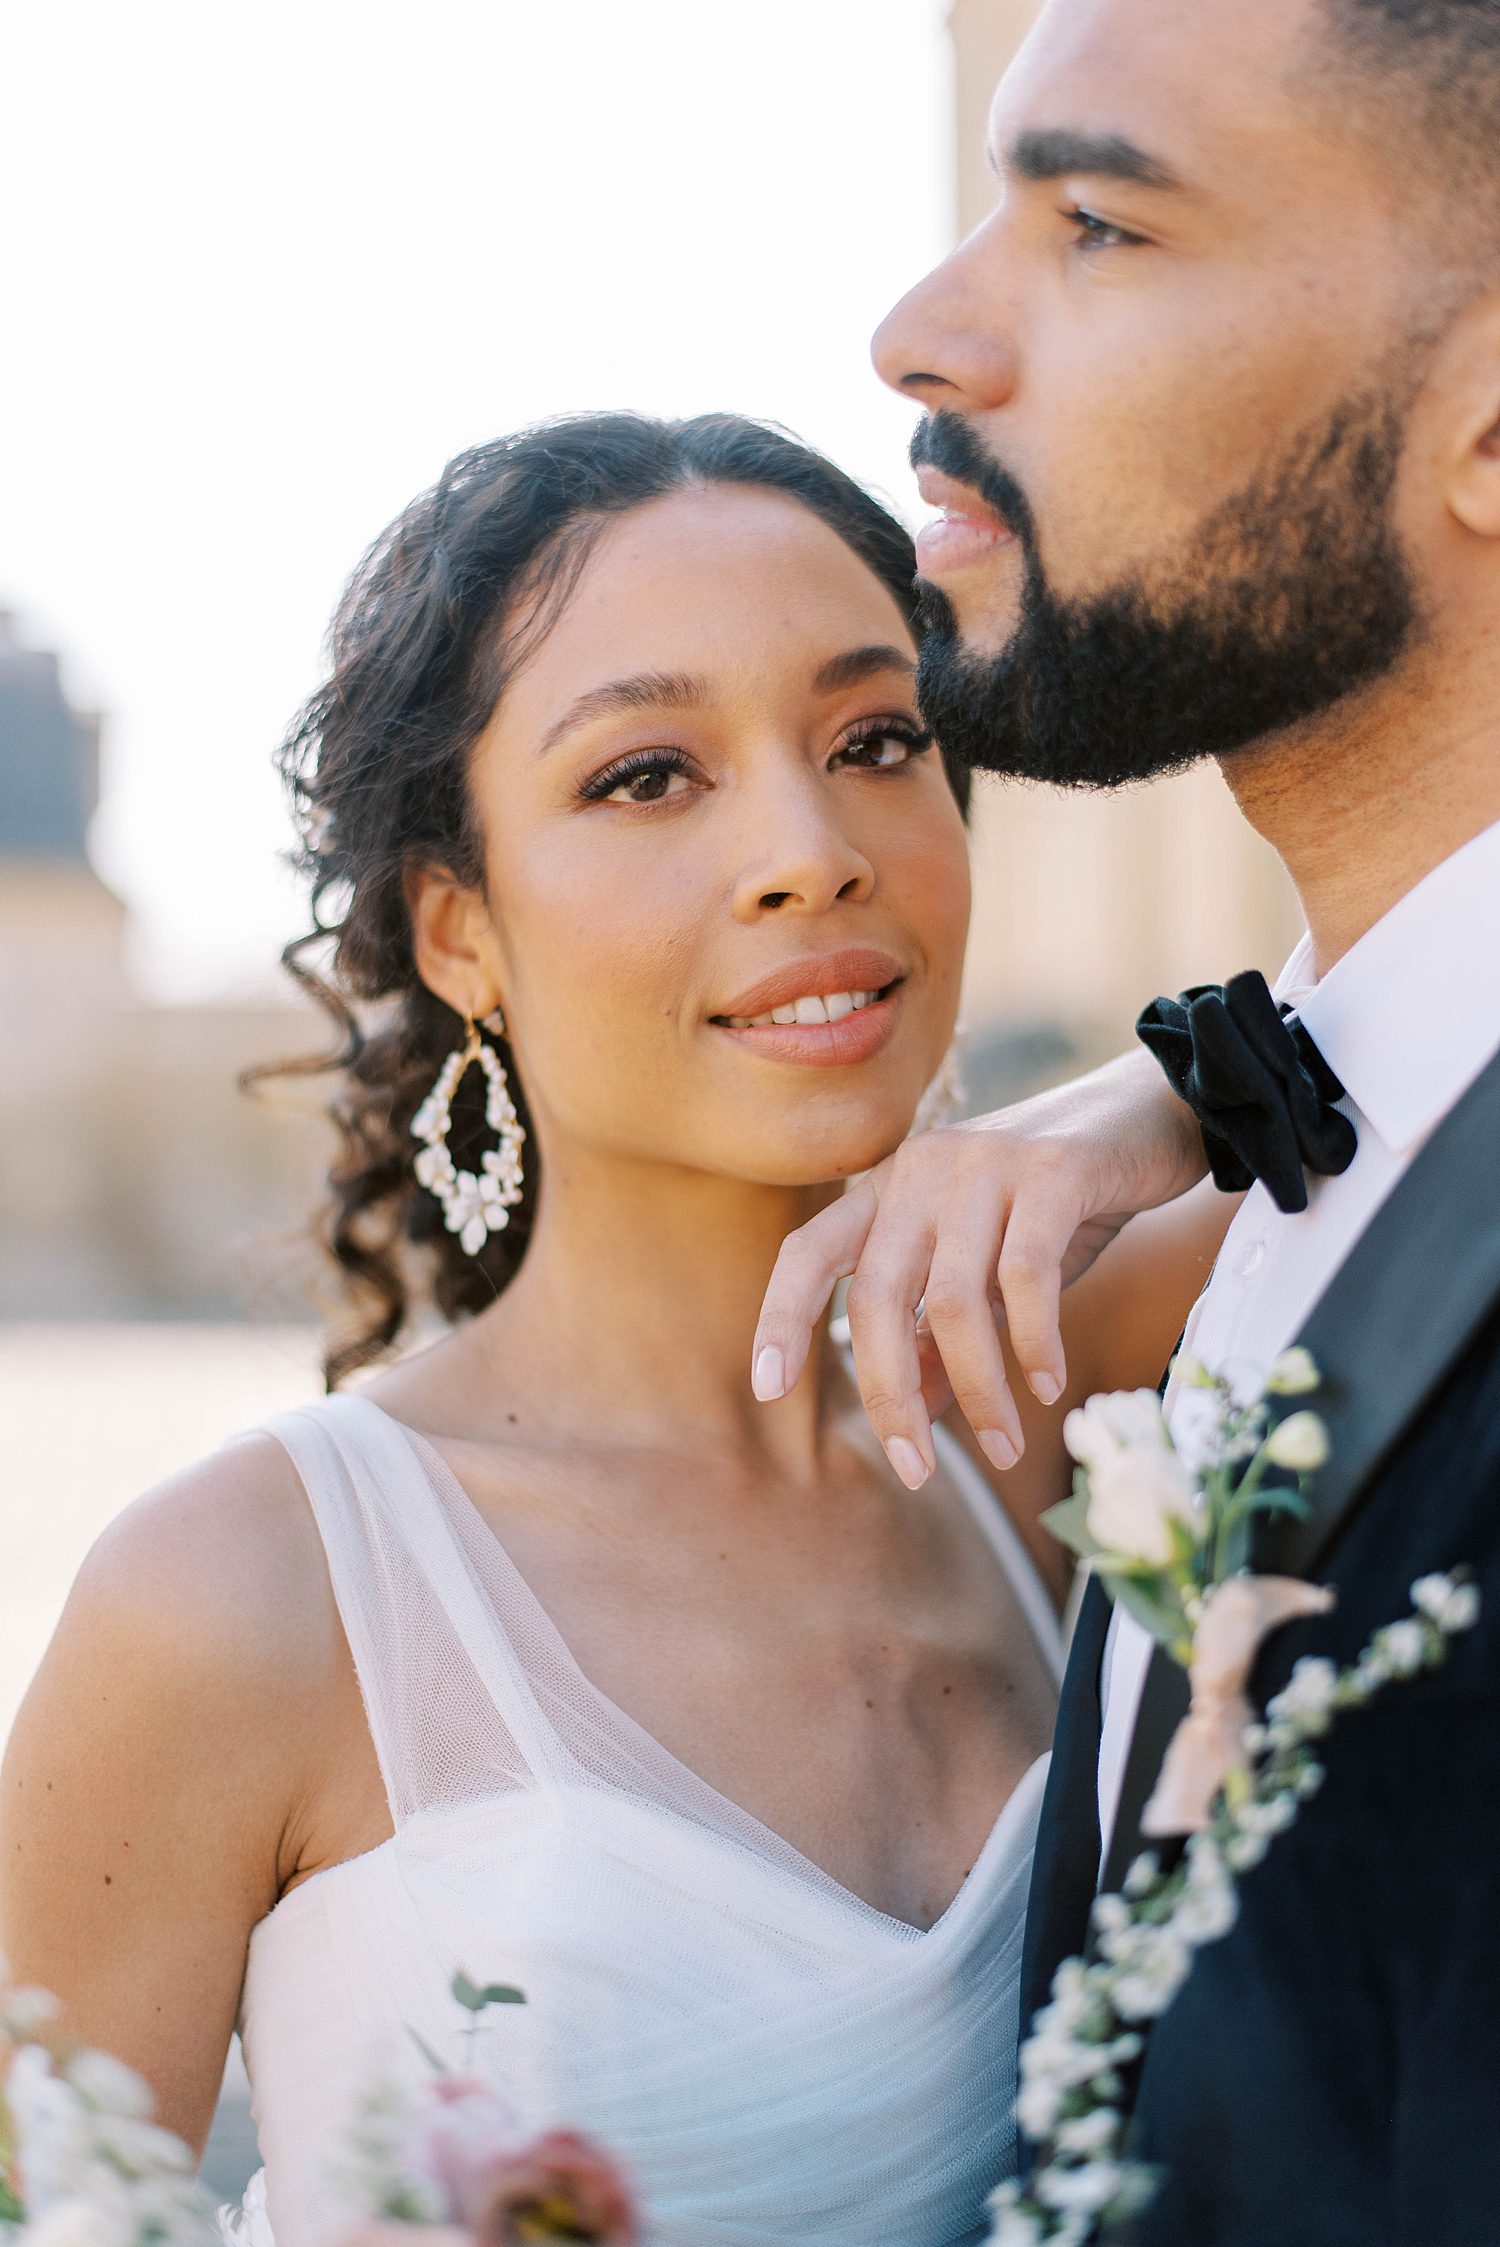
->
xmin=1317 ymin=0 xmax=1500 ymax=285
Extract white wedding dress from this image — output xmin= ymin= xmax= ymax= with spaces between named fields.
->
xmin=226 ymin=1393 xmax=1062 ymax=2247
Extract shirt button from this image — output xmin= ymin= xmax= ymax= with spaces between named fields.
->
xmin=1234 ymin=1237 xmax=1268 ymax=1279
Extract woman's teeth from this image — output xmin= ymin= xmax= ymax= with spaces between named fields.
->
xmin=722 ymin=989 xmax=883 ymax=1031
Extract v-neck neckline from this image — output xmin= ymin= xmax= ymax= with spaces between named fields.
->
xmin=346 ymin=1393 xmax=1051 ymax=1941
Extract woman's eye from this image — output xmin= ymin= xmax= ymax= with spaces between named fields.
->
xmin=834 ymin=726 xmax=931 ymax=771
xmin=584 ymin=752 xmax=695 ymax=805
xmin=1068 ymin=206 xmax=1138 ymax=252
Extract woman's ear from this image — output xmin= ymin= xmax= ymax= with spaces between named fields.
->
xmin=1443 ymin=291 xmax=1500 ymax=539
xmin=405 ymin=860 xmax=504 ymax=1022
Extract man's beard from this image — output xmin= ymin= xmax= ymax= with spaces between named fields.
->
xmin=913 ymin=390 xmax=1422 ymax=789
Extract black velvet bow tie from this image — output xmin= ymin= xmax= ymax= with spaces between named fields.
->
xmin=1136 ymin=970 xmax=1358 ymax=1214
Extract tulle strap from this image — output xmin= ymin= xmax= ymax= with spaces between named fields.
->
xmin=262 ymin=1396 xmax=565 ymax=1822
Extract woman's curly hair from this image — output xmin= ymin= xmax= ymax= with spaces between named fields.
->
xmin=264 ymin=410 xmax=969 ymax=1388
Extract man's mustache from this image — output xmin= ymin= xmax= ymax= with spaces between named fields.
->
xmin=909 ymin=410 xmax=1037 ymax=551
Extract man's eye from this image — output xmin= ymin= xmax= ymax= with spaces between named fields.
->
xmin=1068 ymin=206 xmax=1138 ymax=252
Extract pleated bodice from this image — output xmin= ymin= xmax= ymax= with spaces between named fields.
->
xmin=232 ymin=1394 xmax=1062 ymax=2247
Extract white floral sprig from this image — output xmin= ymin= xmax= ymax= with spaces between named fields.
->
xmin=986 ymin=1571 xmax=1480 ymax=2246
xmin=1047 ymin=1349 xmax=1326 ymax=1664
xmin=0 ymin=1969 xmax=222 ymax=2247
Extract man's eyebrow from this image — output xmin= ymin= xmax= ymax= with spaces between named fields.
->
xmin=996 ymin=127 xmax=1183 ymax=192
xmin=811 ymin=644 xmax=916 ymax=695
xmin=537 ymin=670 xmax=707 ymax=755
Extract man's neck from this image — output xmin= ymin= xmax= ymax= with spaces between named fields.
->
xmin=1221 ymin=655 xmax=1500 ymax=977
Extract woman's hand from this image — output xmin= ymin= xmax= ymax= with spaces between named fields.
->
xmin=751 ymin=1048 xmax=1206 ymax=1487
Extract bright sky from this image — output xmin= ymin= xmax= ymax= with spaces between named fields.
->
xmin=2 ymin=0 xmax=955 ymax=1000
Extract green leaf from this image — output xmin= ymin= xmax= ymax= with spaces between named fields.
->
xmin=1239 ymin=1486 xmax=1311 ymax=1520
xmin=1040 ymin=1491 xmax=1103 ymax=1561
xmin=451 ymin=1971 xmax=527 ymax=2013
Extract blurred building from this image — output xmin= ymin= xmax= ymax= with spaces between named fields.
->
xmin=949 ymin=0 xmax=1303 ymax=1069
xmin=0 ymin=613 xmax=325 ymax=1318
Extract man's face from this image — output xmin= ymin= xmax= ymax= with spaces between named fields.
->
xmin=874 ymin=0 xmax=1428 ymax=784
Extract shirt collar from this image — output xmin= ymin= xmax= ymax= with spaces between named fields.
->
xmin=1275 ymin=816 xmax=1500 ymax=1158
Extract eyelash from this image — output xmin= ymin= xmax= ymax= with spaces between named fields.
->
xmin=576 ymin=717 xmax=935 ymax=806
xmin=1066 ymin=205 xmax=1142 ymax=252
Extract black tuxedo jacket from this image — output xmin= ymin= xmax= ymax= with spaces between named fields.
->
xmin=1018 ymin=1042 xmax=1500 ymax=2246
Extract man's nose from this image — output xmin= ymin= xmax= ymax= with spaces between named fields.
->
xmin=871 ymin=221 xmax=1019 ymax=415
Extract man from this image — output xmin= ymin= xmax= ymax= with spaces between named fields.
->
xmin=755 ymin=0 xmax=1500 ymax=2235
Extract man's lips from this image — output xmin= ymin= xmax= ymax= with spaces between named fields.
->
xmin=913 ymin=465 xmax=1015 ymax=579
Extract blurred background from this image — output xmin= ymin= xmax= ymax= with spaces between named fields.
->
xmin=1 ymin=0 xmax=1297 ymax=2200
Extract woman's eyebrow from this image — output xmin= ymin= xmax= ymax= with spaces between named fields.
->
xmin=812 ymin=645 xmax=917 ymax=694
xmin=537 ymin=670 xmax=707 ymax=755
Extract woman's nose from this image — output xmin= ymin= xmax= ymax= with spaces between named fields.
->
xmin=871 ymin=220 xmax=1019 ymax=415
xmin=731 ymin=784 xmax=875 ymax=922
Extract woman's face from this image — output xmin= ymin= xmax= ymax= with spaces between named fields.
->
xmin=428 ymin=482 xmax=971 ymax=1192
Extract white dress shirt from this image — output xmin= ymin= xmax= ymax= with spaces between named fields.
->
xmin=1096 ymin=815 xmax=1500 ymax=1871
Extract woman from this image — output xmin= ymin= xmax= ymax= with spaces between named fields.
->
xmin=0 ymin=413 xmax=1228 ymax=2246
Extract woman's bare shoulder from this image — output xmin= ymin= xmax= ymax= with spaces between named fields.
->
xmin=22 ymin=1430 xmax=343 ymax=1815
xmin=75 ymin=1429 xmax=332 ymax=1675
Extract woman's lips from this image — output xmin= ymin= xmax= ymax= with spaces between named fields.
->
xmin=711 ymin=983 xmax=904 ymax=1068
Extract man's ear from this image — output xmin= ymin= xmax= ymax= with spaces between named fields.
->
xmin=405 ymin=860 xmax=503 ymax=1023
xmin=1443 ymin=290 xmax=1500 ymax=539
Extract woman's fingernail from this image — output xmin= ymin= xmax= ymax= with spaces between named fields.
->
xmin=978 ymin=1430 xmax=1019 ymax=1471
xmin=1031 ymin=1372 xmax=1062 ymax=1406
xmin=753 ymin=1346 xmax=786 ymax=1402
xmin=885 ymin=1436 xmax=931 ymax=1491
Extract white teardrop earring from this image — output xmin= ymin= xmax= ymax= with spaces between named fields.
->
xmin=411 ymin=1009 xmax=527 ymax=1257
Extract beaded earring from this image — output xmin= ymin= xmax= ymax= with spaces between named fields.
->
xmin=411 ymin=1009 xmax=527 ymax=1256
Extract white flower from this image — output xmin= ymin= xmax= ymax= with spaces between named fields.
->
xmin=1090 ymin=1894 xmax=1130 ymax=1940
xmin=1267 ymin=1655 xmax=1338 ymax=1734
xmin=63 ymin=2050 xmax=155 ymax=2121
xmin=1174 ymin=1845 xmax=1239 ymax=1945
xmin=1412 ymin=1575 xmax=1481 ymax=1633
xmin=21 ymin=2194 xmax=133 ymax=2247
xmin=1109 ymin=1926 xmax=1191 ymax=2020
xmin=1014 ymin=2073 xmax=1064 ymax=2141
xmin=1374 ymin=1619 xmax=1427 ymax=1676
xmin=1266 ymin=1347 xmax=1320 ymax=1396
xmin=1063 ymin=1388 xmax=1170 ymax=1471
xmin=0 ymin=1983 xmax=61 ymax=2039
xmin=1262 ymin=1411 xmax=1331 ymax=1473
xmin=5 ymin=2046 xmax=91 ymax=2209
xmin=1085 ymin=1445 xmax=1200 ymax=1566
xmin=985 ymin=2186 xmax=1044 ymax=2247
xmin=1035 ymin=2161 xmax=1123 ymax=2215
xmin=1055 ymin=2107 xmax=1120 ymax=2158
xmin=1224 ymin=1830 xmax=1269 ymax=1873
xmin=92 ymin=2114 xmax=195 ymax=2178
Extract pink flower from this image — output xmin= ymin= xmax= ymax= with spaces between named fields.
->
xmin=463 ymin=2131 xmax=638 ymax=2246
xmin=416 ymin=2079 xmax=637 ymax=2246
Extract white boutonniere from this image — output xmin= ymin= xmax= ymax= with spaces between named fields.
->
xmin=986 ymin=1356 xmax=1481 ymax=2245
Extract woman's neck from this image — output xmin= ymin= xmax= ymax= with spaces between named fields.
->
xmin=457 ymin=1147 xmax=850 ymax=1477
